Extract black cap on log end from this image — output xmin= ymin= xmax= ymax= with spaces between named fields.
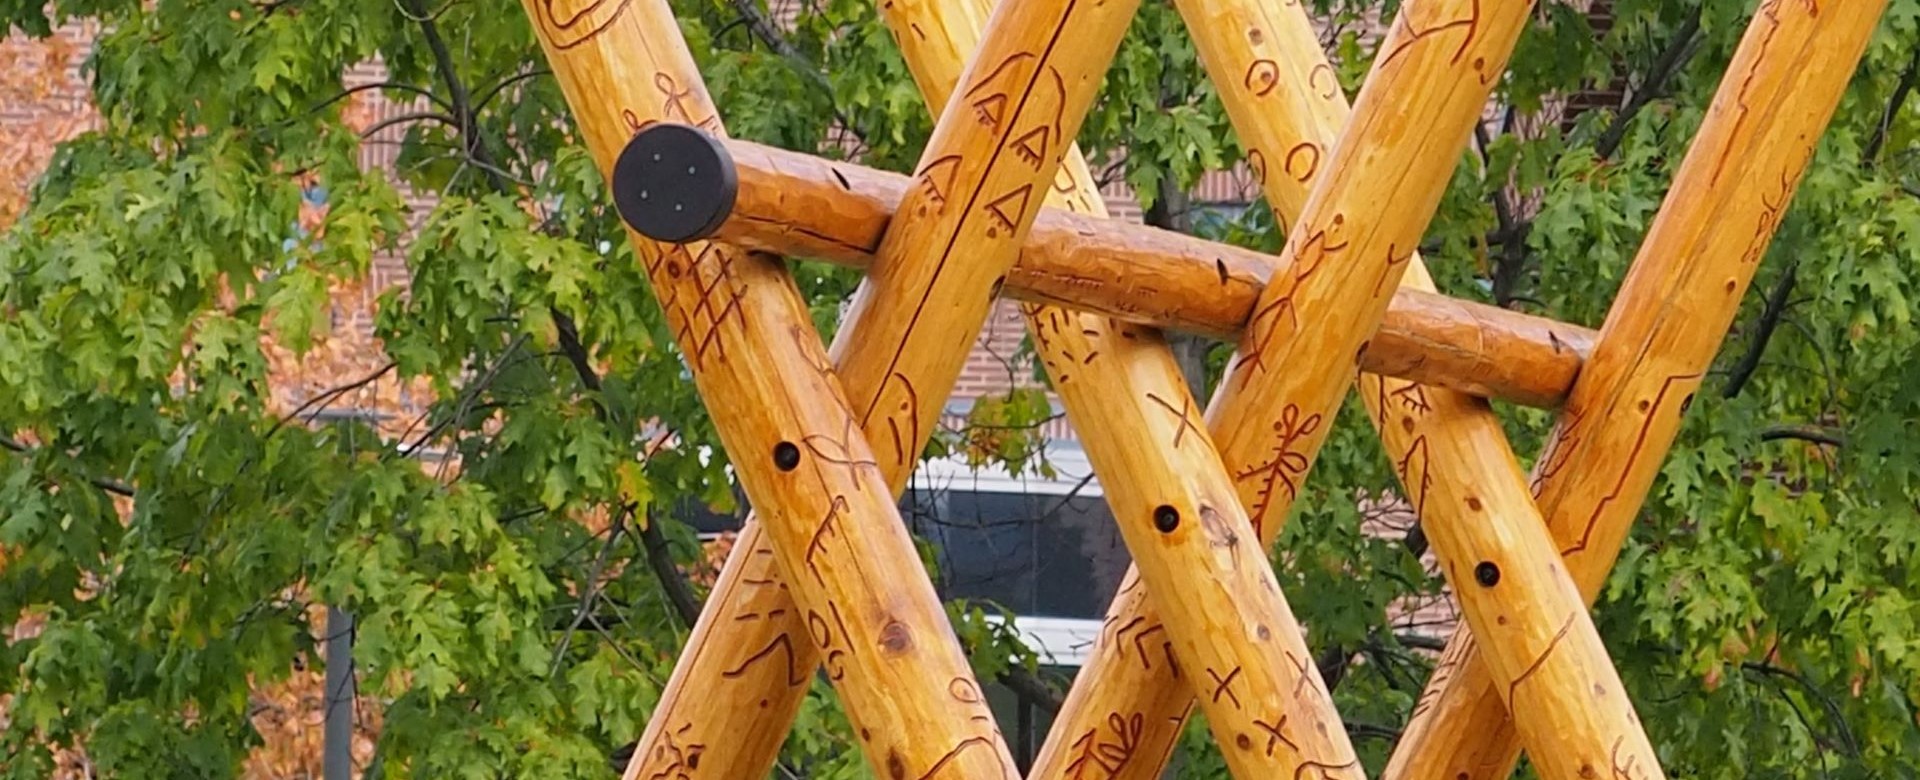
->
xmin=611 ymin=123 xmax=737 ymax=243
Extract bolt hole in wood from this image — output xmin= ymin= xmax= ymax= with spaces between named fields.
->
xmin=1154 ymin=504 xmax=1181 ymax=533
xmin=773 ymin=441 xmax=801 ymax=471
xmin=1474 ymin=561 xmax=1501 ymax=587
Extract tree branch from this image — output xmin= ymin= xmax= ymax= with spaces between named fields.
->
xmin=1475 ymin=121 xmax=1532 ymax=307
xmin=356 ymin=110 xmax=461 ymax=140
xmin=640 ymin=506 xmax=705 ymax=628
xmin=0 ymin=435 xmax=136 ymax=497
xmin=996 ymin=666 xmax=1064 ymax=714
xmin=1759 ymin=423 xmax=1846 ymax=448
xmin=1723 ymin=261 xmax=1797 ymax=399
xmin=725 ymin=0 xmax=871 ymax=147
xmin=550 ymin=512 xmax=630 ymax=677
xmin=305 ymin=80 xmax=454 ymax=119
xmin=473 ymin=67 xmax=552 ymax=111
xmin=1863 ymin=43 xmax=1920 ymax=164
xmin=1596 ymin=7 xmax=1703 ymax=160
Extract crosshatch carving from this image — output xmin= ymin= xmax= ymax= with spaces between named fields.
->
xmin=514 ymin=0 xmax=1890 ymax=775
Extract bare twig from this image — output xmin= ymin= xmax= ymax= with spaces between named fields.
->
xmin=1723 ymin=261 xmax=1798 ymax=399
xmin=640 ymin=506 xmax=705 ymax=628
xmin=997 ymin=666 xmax=1064 ymax=714
xmin=1759 ymin=423 xmax=1846 ymax=448
xmin=1863 ymin=44 xmax=1920 ymax=164
xmin=1596 ymin=7 xmax=1703 ymax=160
xmin=550 ymin=512 xmax=630 ymax=677
xmin=473 ymin=67 xmax=552 ymax=111
xmin=269 ymin=362 xmax=398 ymax=437
xmin=357 ymin=111 xmax=461 ymax=140
xmin=304 ymin=80 xmax=454 ymax=118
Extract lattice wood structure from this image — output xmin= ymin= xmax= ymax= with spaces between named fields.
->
xmin=517 ymin=0 xmax=1886 ymax=776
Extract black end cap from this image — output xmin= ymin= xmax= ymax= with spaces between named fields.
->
xmin=611 ymin=123 xmax=737 ymax=243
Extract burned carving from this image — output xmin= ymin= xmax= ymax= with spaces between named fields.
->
xmin=534 ymin=0 xmax=634 ymax=50
xmin=1234 ymin=404 xmax=1324 ymax=528
xmin=1284 ymin=142 xmax=1321 ymax=183
xmin=1245 ymin=58 xmax=1282 ymax=97
xmin=1064 ymin=712 xmax=1145 ymax=779
xmin=722 ymin=632 xmax=808 ymax=687
xmin=1377 ymin=0 xmax=1484 ymax=70
xmin=1207 ymin=666 xmax=1245 ymax=709
xmin=1145 ymin=392 xmax=1204 ymax=449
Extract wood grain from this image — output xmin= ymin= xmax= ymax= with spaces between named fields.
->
xmin=1029 ymin=0 xmax=1539 ymax=775
xmin=613 ymin=0 xmax=1137 ymax=774
xmin=691 ymin=136 xmax=1596 ymax=408
xmin=1156 ymin=0 xmax=1673 ymax=775
xmin=524 ymin=0 xmax=1024 ymax=777
xmin=1384 ymin=1 xmax=1887 ymax=777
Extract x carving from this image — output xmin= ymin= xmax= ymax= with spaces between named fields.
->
xmin=518 ymin=0 xmax=1887 ymax=777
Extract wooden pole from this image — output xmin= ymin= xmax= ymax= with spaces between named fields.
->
xmin=522 ymin=1 xmax=1021 ymax=776
xmin=616 ymin=0 xmax=1138 ymax=774
xmin=1171 ymin=0 xmax=1670 ymax=776
xmin=643 ymin=136 xmax=1597 ymax=407
xmin=1385 ymin=1 xmax=1887 ymax=777
xmin=1030 ymin=0 xmax=1539 ymax=775
xmin=860 ymin=0 xmax=1367 ymax=772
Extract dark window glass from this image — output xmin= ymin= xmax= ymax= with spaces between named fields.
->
xmin=902 ymin=484 xmax=1128 ymax=620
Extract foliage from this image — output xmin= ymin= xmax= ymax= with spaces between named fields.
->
xmin=0 ymin=0 xmax=1915 ymax=776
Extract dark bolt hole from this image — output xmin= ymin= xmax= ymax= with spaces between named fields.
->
xmin=773 ymin=441 xmax=801 ymax=471
xmin=1153 ymin=505 xmax=1181 ymax=533
xmin=1474 ymin=561 xmax=1501 ymax=587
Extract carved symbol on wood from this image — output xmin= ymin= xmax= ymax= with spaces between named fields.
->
xmin=1506 ymin=612 xmax=1577 ymax=709
xmin=914 ymin=155 xmax=964 ymax=217
xmin=1106 ymin=616 xmax=1180 ymax=677
xmin=722 ymin=632 xmax=808 ymax=687
xmin=1207 ymin=666 xmax=1245 ymax=709
xmin=1064 ymin=712 xmax=1145 ymax=779
xmin=652 ymin=72 xmax=720 ymax=133
xmin=1284 ymin=142 xmax=1321 ymax=183
xmin=1561 ymin=371 xmax=1702 ymax=555
xmin=805 ymin=602 xmax=854 ymax=681
xmin=1395 ymin=435 xmax=1434 ymax=518
xmin=803 ymin=495 xmax=854 ymax=586
xmin=1245 ymin=59 xmax=1281 ymax=97
xmin=1145 ymin=392 xmax=1203 ymax=449
xmin=647 ymin=243 xmax=745 ymax=370
xmin=533 ymin=0 xmax=634 ymax=50
xmin=1309 ymin=63 xmax=1339 ymax=100
xmin=984 ymin=184 xmax=1034 ymax=238
xmin=1377 ymin=0 xmax=1484 ymax=70
xmin=916 ymin=735 xmax=1009 ymax=780
xmin=1234 ymin=404 xmax=1323 ymax=529
xmin=1376 ymin=242 xmax=1415 ymax=295
xmin=1252 ymin=715 xmax=1298 ymax=758
xmin=1293 ymin=759 xmax=1364 ymax=780
xmin=803 ymin=416 xmax=881 ymax=482
xmin=638 ymin=721 xmax=705 ymax=780
xmin=962 ymin=52 xmax=1038 ymax=132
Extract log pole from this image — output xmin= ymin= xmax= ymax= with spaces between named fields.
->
xmin=1171 ymin=0 xmax=1670 ymax=775
xmin=630 ymin=134 xmax=1597 ymax=408
xmin=867 ymin=0 xmax=1367 ymax=774
xmin=1384 ymin=1 xmax=1887 ymax=777
xmin=522 ymin=1 xmax=1023 ymax=776
xmin=617 ymin=0 xmax=1139 ymax=774
xmin=1029 ymin=0 xmax=1540 ymax=775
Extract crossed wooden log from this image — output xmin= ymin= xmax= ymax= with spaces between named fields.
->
xmin=518 ymin=0 xmax=1887 ymax=776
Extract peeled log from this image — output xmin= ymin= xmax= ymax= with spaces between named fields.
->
xmin=1383 ymin=0 xmax=1888 ymax=777
xmin=641 ymin=133 xmax=1596 ymax=408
